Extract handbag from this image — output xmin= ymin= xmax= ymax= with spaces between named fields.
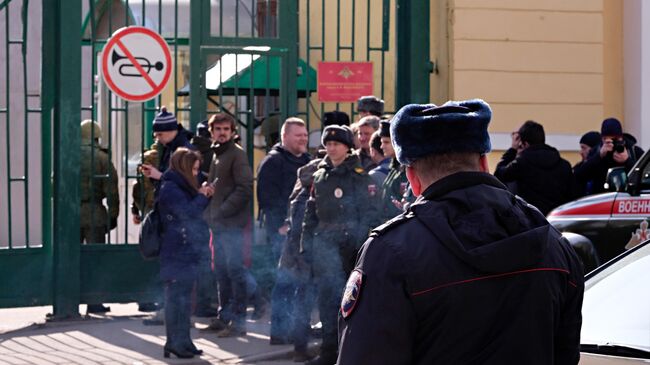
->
xmin=139 ymin=202 xmax=163 ymax=259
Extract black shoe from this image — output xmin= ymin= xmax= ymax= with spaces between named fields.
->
xmin=184 ymin=342 xmax=203 ymax=355
xmin=201 ymin=317 xmax=228 ymax=332
xmin=87 ymin=304 xmax=111 ymax=314
xmin=137 ymin=302 xmax=159 ymax=312
xmin=251 ymin=299 xmax=268 ymax=320
xmin=305 ymin=354 xmax=337 ymax=365
xmin=293 ymin=349 xmax=317 ymax=362
xmin=194 ymin=307 xmax=220 ymax=318
xmin=270 ymin=336 xmax=292 ymax=345
xmin=163 ymin=345 xmax=194 ymax=359
xmin=310 ymin=322 xmax=322 ymax=338
xmin=216 ymin=324 xmax=247 ymax=338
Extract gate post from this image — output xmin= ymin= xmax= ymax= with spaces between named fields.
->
xmin=42 ymin=0 xmax=82 ymax=319
xmin=395 ymin=0 xmax=431 ymax=108
xmin=190 ymin=0 xmax=207 ymax=128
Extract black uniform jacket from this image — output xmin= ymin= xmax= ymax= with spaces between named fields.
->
xmin=338 ymin=172 xmax=584 ymax=365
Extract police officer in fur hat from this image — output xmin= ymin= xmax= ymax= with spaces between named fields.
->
xmin=301 ymin=125 xmax=380 ymax=365
xmin=337 ymin=99 xmax=584 ymax=364
xmin=356 ymin=95 xmax=384 ymax=118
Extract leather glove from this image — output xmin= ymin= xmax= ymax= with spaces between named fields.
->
xmin=109 ymin=217 xmax=118 ymax=230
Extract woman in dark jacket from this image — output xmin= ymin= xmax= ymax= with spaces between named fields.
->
xmin=158 ymin=148 xmax=213 ymax=358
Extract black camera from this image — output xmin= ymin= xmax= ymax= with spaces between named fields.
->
xmin=613 ymin=139 xmax=626 ymax=153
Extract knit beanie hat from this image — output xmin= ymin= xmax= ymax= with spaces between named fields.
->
xmin=579 ymin=131 xmax=601 ymax=147
xmin=601 ymin=118 xmax=623 ymax=137
xmin=152 ymin=106 xmax=178 ymax=132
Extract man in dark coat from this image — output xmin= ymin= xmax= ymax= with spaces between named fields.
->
xmin=203 ymin=113 xmax=254 ymax=337
xmin=338 ymin=100 xmax=584 ymax=365
xmin=257 ymin=117 xmax=311 ymax=344
xmin=302 ymin=125 xmax=380 ymax=365
xmin=573 ymin=131 xmax=601 ymax=197
xmin=574 ymin=118 xmax=645 ymax=195
xmin=378 ymin=120 xmax=409 ymax=222
xmin=494 ymin=120 xmax=577 ymax=215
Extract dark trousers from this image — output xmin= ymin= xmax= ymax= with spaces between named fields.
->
xmin=312 ymin=236 xmax=346 ymax=358
xmin=270 ymin=267 xmax=298 ymax=339
xmin=195 ymin=260 xmax=215 ymax=312
xmin=292 ymin=274 xmax=317 ymax=352
xmin=164 ymin=278 xmax=193 ymax=348
xmin=80 ymin=226 xmax=106 ymax=244
xmin=214 ymin=227 xmax=247 ymax=327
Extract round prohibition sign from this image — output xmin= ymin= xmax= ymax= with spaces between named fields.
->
xmin=101 ymin=26 xmax=172 ymax=102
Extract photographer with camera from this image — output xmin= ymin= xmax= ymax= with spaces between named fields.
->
xmin=574 ymin=118 xmax=644 ymax=195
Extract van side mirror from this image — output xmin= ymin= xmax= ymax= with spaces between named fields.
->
xmin=604 ymin=167 xmax=628 ymax=192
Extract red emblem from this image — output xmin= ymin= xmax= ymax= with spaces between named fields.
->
xmin=368 ymin=184 xmax=377 ymax=197
xmin=341 ymin=270 xmax=363 ymax=319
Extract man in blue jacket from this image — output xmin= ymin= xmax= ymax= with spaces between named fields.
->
xmin=257 ymin=117 xmax=311 ymax=344
xmin=338 ymin=100 xmax=584 ymax=365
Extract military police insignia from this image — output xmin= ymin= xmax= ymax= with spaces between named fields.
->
xmin=334 ymin=187 xmax=344 ymax=198
xmin=341 ymin=269 xmax=363 ymax=319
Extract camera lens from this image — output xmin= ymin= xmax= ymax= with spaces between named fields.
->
xmin=614 ymin=144 xmax=625 ymax=153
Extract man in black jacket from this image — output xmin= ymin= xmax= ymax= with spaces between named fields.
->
xmin=494 ymin=120 xmax=576 ymax=215
xmin=338 ymin=100 xmax=584 ymax=365
xmin=257 ymin=117 xmax=311 ymax=344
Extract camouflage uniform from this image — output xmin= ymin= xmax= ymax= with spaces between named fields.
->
xmin=301 ymin=153 xmax=380 ymax=362
xmin=131 ymin=144 xmax=160 ymax=220
xmin=80 ymin=141 xmax=119 ymax=244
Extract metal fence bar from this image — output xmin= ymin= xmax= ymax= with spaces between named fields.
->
xmin=4 ymin=2 xmax=12 ymax=248
xmin=21 ymin=0 xmax=29 ymax=246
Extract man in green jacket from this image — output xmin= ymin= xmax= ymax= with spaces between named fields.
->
xmin=80 ymin=119 xmax=119 ymax=244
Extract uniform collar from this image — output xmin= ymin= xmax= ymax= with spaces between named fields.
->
xmin=420 ymin=171 xmax=506 ymax=201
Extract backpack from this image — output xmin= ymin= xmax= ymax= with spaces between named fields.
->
xmin=139 ymin=202 xmax=163 ymax=259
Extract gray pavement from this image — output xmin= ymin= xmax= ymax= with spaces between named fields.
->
xmin=0 ymin=304 xmax=319 ymax=365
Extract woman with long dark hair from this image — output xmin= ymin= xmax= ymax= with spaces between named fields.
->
xmin=158 ymin=147 xmax=213 ymax=358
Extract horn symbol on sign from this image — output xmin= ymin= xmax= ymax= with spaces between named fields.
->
xmin=112 ymin=50 xmax=164 ymax=77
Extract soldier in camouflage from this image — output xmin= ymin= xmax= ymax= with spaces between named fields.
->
xmin=301 ymin=125 xmax=380 ymax=365
xmin=80 ymin=119 xmax=119 ymax=244
xmin=131 ymin=145 xmax=159 ymax=224
xmin=80 ymin=119 xmax=119 ymax=314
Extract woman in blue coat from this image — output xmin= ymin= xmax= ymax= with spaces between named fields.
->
xmin=158 ymin=147 xmax=213 ymax=358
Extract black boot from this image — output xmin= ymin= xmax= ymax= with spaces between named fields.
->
xmin=163 ymin=344 xmax=194 ymax=359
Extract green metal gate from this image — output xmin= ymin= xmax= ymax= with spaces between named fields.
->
xmin=0 ymin=0 xmax=431 ymax=316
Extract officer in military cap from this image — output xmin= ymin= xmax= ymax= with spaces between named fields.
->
xmin=356 ymin=95 xmax=384 ymax=119
xmin=337 ymin=99 xmax=584 ymax=364
xmin=80 ymin=119 xmax=120 ymax=314
xmin=80 ymin=119 xmax=119 ymax=244
xmin=301 ymin=125 xmax=380 ymax=365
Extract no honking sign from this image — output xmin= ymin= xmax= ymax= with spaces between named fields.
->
xmin=101 ymin=26 xmax=172 ymax=102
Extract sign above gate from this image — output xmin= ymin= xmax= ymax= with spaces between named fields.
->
xmin=101 ymin=26 xmax=172 ymax=102
xmin=317 ymin=62 xmax=373 ymax=102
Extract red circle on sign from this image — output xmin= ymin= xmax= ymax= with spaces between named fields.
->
xmin=101 ymin=26 xmax=172 ymax=102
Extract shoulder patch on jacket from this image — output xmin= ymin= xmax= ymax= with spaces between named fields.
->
xmin=370 ymin=211 xmax=415 ymax=237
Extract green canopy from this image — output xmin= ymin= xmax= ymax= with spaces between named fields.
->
xmin=177 ymin=54 xmax=317 ymax=97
